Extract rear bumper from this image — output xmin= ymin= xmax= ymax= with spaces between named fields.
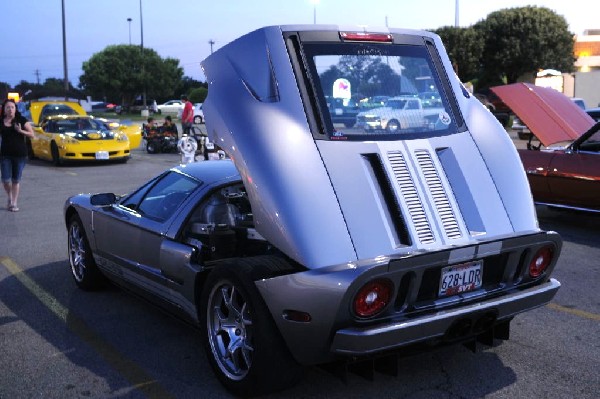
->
xmin=330 ymin=278 xmax=560 ymax=355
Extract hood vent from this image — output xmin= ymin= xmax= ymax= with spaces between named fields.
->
xmin=388 ymin=151 xmax=435 ymax=244
xmin=414 ymin=150 xmax=462 ymax=240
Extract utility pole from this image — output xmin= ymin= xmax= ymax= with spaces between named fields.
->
xmin=34 ymin=69 xmax=41 ymax=85
xmin=209 ymin=39 xmax=215 ymax=54
xmin=140 ymin=0 xmax=146 ymax=109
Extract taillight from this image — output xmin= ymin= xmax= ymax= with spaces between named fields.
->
xmin=353 ymin=279 xmax=393 ymax=318
xmin=339 ymin=32 xmax=393 ymax=43
xmin=529 ymin=246 xmax=554 ymax=277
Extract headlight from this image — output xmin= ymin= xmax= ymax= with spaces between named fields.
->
xmin=115 ymin=133 xmax=129 ymax=142
xmin=59 ymin=134 xmax=79 ymax=144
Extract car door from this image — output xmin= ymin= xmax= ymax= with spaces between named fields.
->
xmin=546 ymin=150 xmax=600 ymax=209
xmin=92 ymin=171 xmax=202 ymax=297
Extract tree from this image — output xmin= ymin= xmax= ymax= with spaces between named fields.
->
xmin=432 ymin=26 xmax=484 ymax=83
xmin=79 ymin=45 xmax=183 ymax=105
xmin=475 ymin=6 xmax=575 ymax=84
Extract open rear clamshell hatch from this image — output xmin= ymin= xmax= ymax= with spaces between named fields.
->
xmin=201 ymin=25 xmax=545 ymax=269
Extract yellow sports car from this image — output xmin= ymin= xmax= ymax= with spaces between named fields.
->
xmin=30 ymin=115 xmax=130 ymax=165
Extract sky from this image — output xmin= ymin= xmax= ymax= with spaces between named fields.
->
xmin=1 ymin=0 xmax=595 ymax=90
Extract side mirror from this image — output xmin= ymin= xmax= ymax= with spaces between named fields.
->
xmin=90 ymin=193 xmax=117 ymax=206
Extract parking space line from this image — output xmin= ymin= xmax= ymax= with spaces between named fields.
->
xmin=0 ymin=257 xmax=175 ymax=399
xmin=547 ymin=303 xmax=600 ymax=321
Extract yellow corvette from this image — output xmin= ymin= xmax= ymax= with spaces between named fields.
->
xmin=30 ymin=115 xmax=130 ymax=165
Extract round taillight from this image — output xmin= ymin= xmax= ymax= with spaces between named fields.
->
xmin=529 ymin=246 xmax=554 ymax=277
xmin=353 ymin=279 xmax=393 ymax=318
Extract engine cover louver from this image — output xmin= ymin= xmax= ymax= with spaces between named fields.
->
xmin=388 ymin=149 xmax=462 ymax=245
xmin=414 ymin=149 xmax=462 ymax=240
xmin=388 ymin=151 xmax=435 ymax=244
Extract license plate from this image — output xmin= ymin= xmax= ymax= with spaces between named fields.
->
xmin=439 ymin=261 xmax=483 ymax=297
xmin=95 ymin=151 xmax=109 ymax=160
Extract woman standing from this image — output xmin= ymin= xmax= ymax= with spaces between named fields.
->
xmin=1 ymin=99 xmax=34 ymax=212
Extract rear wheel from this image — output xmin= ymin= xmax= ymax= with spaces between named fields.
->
xmin=200 ymin=258 xmax=303 ymax=396
xmin=68 ymin=214 xmax=104 ymax=290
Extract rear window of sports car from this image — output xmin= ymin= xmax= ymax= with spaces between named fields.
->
xmin=300 ymin=41 xmax=460 ymax=141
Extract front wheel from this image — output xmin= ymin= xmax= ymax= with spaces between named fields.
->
xmin=51 ymin=142 xmax=63 ymax=166
xmin=200 ymin=259 xmax=303 ymax=396
xmin=386 ymin=119 xmax=401 ymax=133
xmin=68 ymin=215 xmax=104 ymax=290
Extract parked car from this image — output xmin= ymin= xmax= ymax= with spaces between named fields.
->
xmin=177 ymin=102 xmax=205 ymax=124
xmin=115 ymin=98 xmax=158 ymax=115
xmin=586 ymin=107 xmax=600 ymax=122
xmin=355 ymin=95 xmax=443 ymax=132
xmin=492 ymin=82 xmax=600 ymax=212
xmin=65 ymin=25 xmax=562 ymax=397
xmin=30 ymin=115 xmax=130 ymax=165
xmin=157 ymin=99 xmax=184 ymax=114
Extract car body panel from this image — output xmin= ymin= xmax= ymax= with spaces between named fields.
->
xmin=491 ymin=83 xmax=594 ymax=146
xmin=32 ymin=115 xmax=130 ymax=163
xmin=97 ymin=118 xmax=143 ymax=149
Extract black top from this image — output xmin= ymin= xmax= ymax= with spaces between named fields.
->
xmin=1 ymin=115 xmax=29 ymax=157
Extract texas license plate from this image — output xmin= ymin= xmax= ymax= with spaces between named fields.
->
xmin=95 ymin=151 xmax=109 ymax=160
xmin=439 ymin=261 xmax=483 ymax=297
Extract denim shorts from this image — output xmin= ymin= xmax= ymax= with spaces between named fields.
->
xmin=0 ymin=156 xmax=27 ymax=183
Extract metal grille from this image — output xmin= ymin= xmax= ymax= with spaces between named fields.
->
xmin=414 ymin=150 xmax=462 ymax=240
xmin=388 ymin=151 xmax=435 ymax=244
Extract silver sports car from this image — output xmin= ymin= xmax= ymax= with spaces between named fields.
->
xmin=65 ymin=25 xmax=562 ymax=396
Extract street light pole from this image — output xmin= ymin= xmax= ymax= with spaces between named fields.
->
xmin=311 ymin=0 xmax=320 ymax=24
xmin=127 ymin=18 xmax=132 ymax=44
xmin=455 ymin=0 xmax=459 ymax=27
xmin=61 ymin=0 xmax=69 ymax=100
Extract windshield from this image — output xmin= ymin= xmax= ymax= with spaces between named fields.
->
xmin=302 ymin=41 xmax=460 ymax=141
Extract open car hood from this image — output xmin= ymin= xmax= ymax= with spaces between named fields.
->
xmin=491 ymin=83 xmax=595 ymax=146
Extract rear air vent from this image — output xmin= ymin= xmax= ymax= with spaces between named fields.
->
xmin=414 ymin=150 xmax=462 ymax=240
xmin=387 ymin=151 xmax=435 ymax=244
xmin=363 ymin=154 xmax=411 ymax=246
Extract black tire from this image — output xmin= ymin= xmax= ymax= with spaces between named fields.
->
xmin=386 ymin=119 xmax=400 ymax=133
xmin=51 ymin=142 xmax=62 ymax=166
xmin=200 ymin=257 xmax=303 ymax=396
xmin=146 ymin=141 xmax=158 ymax=154
xmin=68 ymin=214 xmax=105 ymax=290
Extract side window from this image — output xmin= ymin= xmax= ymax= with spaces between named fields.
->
xmin=407 ymin=100 xmax=419 ymax=110
xmin=135 ymin=172 xmax=201 ymax=222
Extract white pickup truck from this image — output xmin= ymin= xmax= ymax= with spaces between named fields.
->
xmin=356 ymin=95 xmax=445 ymax=132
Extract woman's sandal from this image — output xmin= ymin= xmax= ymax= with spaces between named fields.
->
xmin=8 ymin=205 xmax=19 ymax=212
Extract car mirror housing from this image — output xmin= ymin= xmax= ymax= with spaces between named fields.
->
xmin=90 ymin=193 xmax=117 ymax=206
